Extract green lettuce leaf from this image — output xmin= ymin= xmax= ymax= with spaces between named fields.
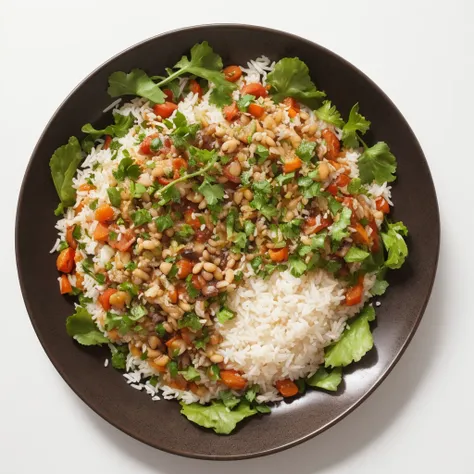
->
xmin=371 ymin=279 xmax=389 ymax=296
xmin=344 ymin=246 xmax=370 ymax=263
xmin=180 ymin=400 xmax=258 ymax=434
xmin=108 ymin=69 xmax=166 ymax=103
xmin=266 ymin=58 xmax=326 ymax=107
xmin=330 ymin=207 xmax=352 ymax=242
xmin=66 ymin=307 xmax=109 ymax=346
xmin=342 ymin=103 xmax=370 ymax=149
xmin=49 ymin=136 xmax=83 ymax=212
xmin=359 ymin=142 xmax=397 ymax=185
xmin=325 ymin=306 xmax=376 ymax=368
xmin=381 ymin=221 xmax=408 ymax=269
xmin=314 ymin=100 xmax=344 ymax=128
xmin=306 ymin=367 xmax=342 ymax=391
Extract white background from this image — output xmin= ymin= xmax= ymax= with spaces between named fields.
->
xmin=2 ymin=0 xmax=473 ymax=472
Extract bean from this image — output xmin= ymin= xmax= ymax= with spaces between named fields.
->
xmin=234 ymin=190 xmax=243 ymax=205
xmin=202 ymin=270 xmax=214 ymax=281
xmin=265 ymin=136 xmax=276 ymax=147
xmin=109 ymin=291 xmax=131 ymax=309
xmin=154 ymin=354 xmax=170 ymax=367
xmin=244 ymin=189 xmax=253 ymax=201
xmin=210 ymin=354 xmax=224 ymax=363
xmin=142 ymin=240 xmax=157 ymax=250
xmin=215 ymin=127 xmax=226 ymax=138
xmin=227 ymin=161 xmax=241 ymax=176
xmin=179 ymin=301 xmax=193 ymax=312
xmin=147 ymin=348 xmax=161 ymax=359
xmin=300 ymin=111 xmax=309 ymax=121
xmin=202 ymin=250 xmax=210 ymax=260
xmin=145 ymin=285 xmax=161 ymax=299
xmin=214 ymin=268 xmax=223 ymax=281
xmin=186 ymin=192 xmax=204 ymax=203
xmin=203 ymin=262 xmax=217 ymax=273
xmin=318 ymin=161 xmax=330 ymax=181
xmin=159 ymin=261 xmax=172 ymax=275
xmin=198 ymin=200 xmax=207 ymax=210
xmin=192 ymin=262 xmax=203 ymax=274
xmin=216 ymin=281 xmax=229 ymax=289
xmin=133 ymin=268 xmax=150 ymax=281
xmin=221 ymin=139 xmax=239 ymax=153
xmin=162 ymin=322 xmax=173 ymax=333
xmin=147 ymin=336 xmax=159 ymax=350
xmin=226 ymin=258 xmax=236 ymax=269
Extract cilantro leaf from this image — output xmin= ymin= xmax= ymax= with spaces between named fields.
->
xmin=113 ymin=157 xmax=141 ymax=182
xmin=180 ymin=400 xmax=258 ymax=435
xmin=325 ymin=306 xmax=376 ymax=368
xmin=217 ymin=307 xmax=235 ymax=324
xmin=306 ymin=367 xmax=342 ymax=392
xmin=107 ymin=187 xmax=121 ymax=207
xmin=185 ymin=275 xmax=200 ymax=299
xmin=131 ymin=209 xmax=152 ymax=226
xmin=371 ymin=279 xmax=389 ymax=296
xmin=314 ymin=100 xmax=344 ymax=128
xmin=179 ymin=366 xmax=201 ymax=382
xmin=266 ymin=58 xmax=326 ymax=107
xmin=327 ymin=196 xmax=342 ymax=216
xmin=220 ymin=391 xmax=241 ymax=409
xmin=296 ymin=140 xmax=317 ymax=162
xmin=275 ymin=172 xmax=294 ymax=185
xmin=250 ymin=194 xmax=278 ymax=220
xmin=237 ymin=94 xmax=255 ymax=111
xmin=358 ymin=142 xmax=397 ymax=185
xmin=341 ymin=103 xmax=371 ymax=148
xmin=158 ymin=184 xmax=181 ymax=205
xmin=347 ymin=177 xmax=363 ymax=194
xmin=66 ymin=307 xmax=109 ymax=346
xmin=109 ymin=344 xmax=129 ymax=370
xmin=244 ymin=385 xmax=260 ymax=403
xmin=330 ymin=207 xmax=352 ymax=242
xmin=198 ymin=181 xmax=224 ymax=205
xmin=153 ymin=215 xmax=173 ymax=233
xmin=255 ymin=144 xmax=270 ymax=164
xmin=280 ymin=219 xmax=302 ymax=239
xmin=381 ymin=221 xmax=408 ymax=269
xmin=244 ymin=221 xmax=256 ymax=236
xmin=288 ymin=255 xmax=307 ymax=277
xmin=49 ymin=137 xmax=83 ymax=211
xmin=81 ymin=112 xmax=135 ymax=144
xmin=172 ymin=42 xmax=236 ymax=107
xmin=178 ymin=312 xmax=202 ymax=331
xmin=107 ymin=69 xmax=166 ymax=103
xmin=344 ymin=247 xmax=370 ymax=263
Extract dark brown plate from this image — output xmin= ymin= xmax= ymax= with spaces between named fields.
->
xmin=15 ymin=24 xmax=439 ymax=460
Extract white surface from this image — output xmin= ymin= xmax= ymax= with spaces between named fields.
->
xmin=1 ymin=0 xmax=473 ymax=472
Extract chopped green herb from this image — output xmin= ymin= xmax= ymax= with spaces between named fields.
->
xmin=216 ymin=307 xmax=235 ymax=324
xmin=107 ymin=187 xmax=122 ymax=207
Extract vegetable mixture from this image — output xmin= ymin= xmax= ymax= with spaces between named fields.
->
xmin=50 ymin=42 xmax=408 ymax=434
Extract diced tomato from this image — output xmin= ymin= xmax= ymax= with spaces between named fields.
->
xmin=223 ymin=65 xmax=243 ymax=83
xmin=184 ymin=209 xmax=201 ymax=230
xmin=352 ymin=222 xmax=370 ymax=246
xmin=303 ymin=216 xmax=332 ymax=235
xmin=176 ymin=259 xmax=193 ymax=279
xmin=322 ymin=129 xmax=341 ymax=160
xmin=56 ymin=248 xmax=75 ymax=273
xmin=109 ymin=230 xmax=136 ymax=252
xmin=269 ymin=246 xmax=289 ymax=262
xmin=168 ymin=288 xmax=178 ymax=304
xmin=241 ymin=83 xmax=268 ymax=98
xmin=345 ymin=276 xmax=364 ymax=306
xmin=375 ymin=197 xmax=390 ymax=214
xmin=75 ymin=272 xmax=84 ymax=290
xmin=168 ymin=375 xmax=188 ymax=390
xmin=139 ymin=133 xmax=159 ymax=155
xmin=220 ymin=370 xmax=247 ymax=390
xmin=189 ymin=79 xmax=202 ymax=97
xmin=275 ymin=379 xmax=299 ymax=397
xmin=99 ymin=288 xmax=118 ymax=311
xmin=195 ymin=228 xmax=212 ymax=243
xmin=369 ymin=220 xmax=380 ymax=253
xmin=157 ymin=176 xmax=172 ymax=185
xmin=191 ymin=274 xmax=206 ymax=290
xmin=66 ymin=226 xmax=77 ymax=249
xmin=326 ymin=183 xmax=338 ymax=196
xmin=223 ymin=102 xmax=240 ymax=122
xmin=283 ymin=156 xmax=302 ymax=173
xmin=103 ymin=135 xmax=112 ymax=150
xmin=248 ymin=103 xmax=265 ymax=118
xmin=172 ymin=157 xmax=188 ymax=179
xmin=59 ymin=274 xmax=72 ymax=295
xmin=223 ymin=162 xmax=241 ymax=183
xmin=163 ymin=88 xmax=174 ymax=102
xmin=93 ymin=222 xmax=109 ymax=242
xmin=283 ymin=97 xmax=300 ymax=118
xmin=95 ymin=204 xmax=114 ymax=223
xmin=336 ymin=173 xmax=351 ymax=188
xmin=153 ymin=101 xmax=178 ymax=119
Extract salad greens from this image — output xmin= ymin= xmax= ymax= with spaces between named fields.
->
xmin=381 ymin=221 xmax=409 ymax=269
xmin=267 ymin=57 xmax=326 ymax=107
xmin=49 ymin=137 xmax=83 ymax=216
xmin=66 ymin=307 xmax=109 ymax=346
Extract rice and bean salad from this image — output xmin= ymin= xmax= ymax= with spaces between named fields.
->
xmin=50 ymin=42 xmax=408 ymax=434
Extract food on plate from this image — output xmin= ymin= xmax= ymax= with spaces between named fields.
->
xmin=49 ymin=42 xmax=408 ymax=434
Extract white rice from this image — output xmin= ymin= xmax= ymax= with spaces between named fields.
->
xmin=218 ymin=268 xmax=375 ymax=401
